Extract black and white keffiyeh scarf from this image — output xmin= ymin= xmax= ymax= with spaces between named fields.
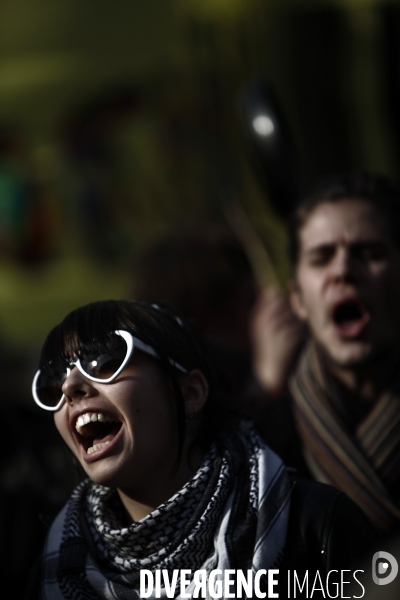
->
xmin=40 ymin=424 xmax=291 ymax=599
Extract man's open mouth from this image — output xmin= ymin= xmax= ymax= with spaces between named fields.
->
xmin=74 ymin=412 xmax=122 ymax=456
xmin=331 ymin=298 xmax=370 ymax=338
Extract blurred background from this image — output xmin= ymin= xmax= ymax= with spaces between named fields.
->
xmin=0 ymin=0 xmax=399 ymax=355
xmin=1 ymin=0 xmax=400 ymax=592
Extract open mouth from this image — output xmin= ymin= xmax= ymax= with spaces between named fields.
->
xmin=74 ymin=412 xmax=122 ymax=456
xmin=332 ymin=298 xmax=370 ymax=338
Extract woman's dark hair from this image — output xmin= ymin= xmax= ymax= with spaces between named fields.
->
xmin=39 ymin=299 xmax=231 ymax=460
xmin=288 ymin=170 xmax=400 ymax=268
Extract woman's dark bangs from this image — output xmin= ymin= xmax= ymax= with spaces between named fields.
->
xmin=39 ymin=300 xmax=209 ymax=379
xmin=39 ymin=302 xmax=128 ymax=368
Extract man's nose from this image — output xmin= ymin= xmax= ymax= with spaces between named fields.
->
xmin=62 ymin=366 xmax=94 ymax=403
xmin=329 ymin=248 xmax=355 ymax=281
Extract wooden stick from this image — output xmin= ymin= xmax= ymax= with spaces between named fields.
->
xmin=222 ymin=193 xmax=280 ymax=290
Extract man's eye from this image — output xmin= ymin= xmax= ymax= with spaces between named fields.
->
xmin=308 ymin=251 xmax=332 ymax=266
xmin=310 ymin=257 xmax=327 ymax=266
xmin=354 ymin=246 xmax=387 ymax=261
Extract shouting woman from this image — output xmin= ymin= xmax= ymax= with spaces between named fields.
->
xmin=28 ymin=300 xmax=375 ymax=599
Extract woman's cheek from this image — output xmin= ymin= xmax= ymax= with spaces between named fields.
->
xmin=54 ymin=412 xmax=73 ymax=449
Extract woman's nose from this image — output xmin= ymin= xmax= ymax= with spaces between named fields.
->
xmin=62 ymin=366 xmax=94 ymax=403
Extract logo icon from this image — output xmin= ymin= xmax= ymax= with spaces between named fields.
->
xmin=372 ymin=551 xmax=398 ymax=586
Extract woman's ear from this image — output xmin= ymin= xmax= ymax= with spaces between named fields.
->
xmin=180 ymin=369 xmax=208 ymax=419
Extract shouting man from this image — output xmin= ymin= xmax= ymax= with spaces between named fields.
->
xmin=260 ymin=171 xmax=400 ymax=536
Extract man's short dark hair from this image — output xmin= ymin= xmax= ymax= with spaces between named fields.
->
xmin=288 ymin=170 xmax=400 ymax=267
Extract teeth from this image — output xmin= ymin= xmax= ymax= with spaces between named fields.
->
xmin=87 ymin=441 xmax=110 ymax=455
xmin=75 ymin=412 xmax=118 ymax=434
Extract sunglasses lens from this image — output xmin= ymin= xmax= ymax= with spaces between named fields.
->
xmin=80 ymin=333 xmax=128 ymax=380
xmin=34 ymin=332 xmax=131 ymax=409
xmin=35 ymin=369 xmax=66 ymax=408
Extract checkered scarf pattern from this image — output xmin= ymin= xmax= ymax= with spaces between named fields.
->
xmin=40 ymin=425 xmax=291 ymax=599
xmin=290 ymin=341 xmax=400 ymax=535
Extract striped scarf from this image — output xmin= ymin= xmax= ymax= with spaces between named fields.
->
xmin=40 ymin=424 xmax=291 ymax=599
xmin=290 ymin=342 xmax=400 ymax=535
